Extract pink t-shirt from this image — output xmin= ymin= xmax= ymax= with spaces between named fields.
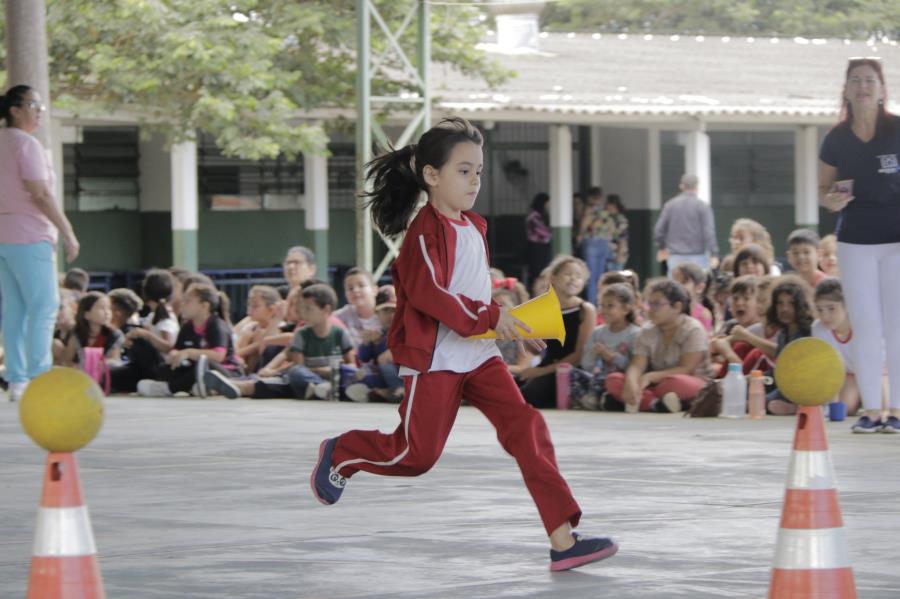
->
xmin=0 ymin=128 xmax=57 ymax=244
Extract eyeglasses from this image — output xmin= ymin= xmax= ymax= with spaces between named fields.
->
xmin=24 ymin=100 xmax=46 ymax=113
xmin=644 ymin=300 xmax=670 ymax=311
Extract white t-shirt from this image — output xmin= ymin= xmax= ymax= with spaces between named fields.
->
xmin=141 ymin=311 xmax=179 ymax=339
xmin=401 ymin=217 xmax=501 ymax=375
xmin=811 ymin=319 xmax=866 ymax=375
xmin=334 ymin=304 xmax=381 ymax=348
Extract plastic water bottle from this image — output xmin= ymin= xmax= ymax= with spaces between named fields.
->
xmin=329 ymin=356 xmax=342 ymax=401
xmin=720 ymin=363 xmax=747 ymax=418
xmin=748 ymin=370 xmax=766 ymax=419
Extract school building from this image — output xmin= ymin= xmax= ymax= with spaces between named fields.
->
xmin=51 ymin=24 xmax=899 ymax=281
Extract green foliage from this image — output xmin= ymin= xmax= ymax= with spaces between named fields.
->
xmin=542 ymin=0 xmax=900 ymax=38
xmin=3 ymin=0 xmax=508 ymax=159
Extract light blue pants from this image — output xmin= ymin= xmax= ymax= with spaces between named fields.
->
xmin=580 ymin=237 xmax=610 ymax=305
xmin=667 ymin=252 xmax=710 ymax=278
xmin=0 ymin=242 xmax=59 ymax=383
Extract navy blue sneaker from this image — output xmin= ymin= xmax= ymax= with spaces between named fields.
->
xmin=851 ymin=415 xmax=884 ymax=434
xmin=881 ymin=416 xmax=900 ymax=434
xmin=549 ymin=532 xmax=619 ymax=571
xmin=310 ymin=438 xmax=347 ymax=505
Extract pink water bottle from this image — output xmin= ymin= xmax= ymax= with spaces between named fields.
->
xmin=748 ymin=370 xmax=766 ymax=419
xmin=556 ymin=363 xmax=572 ymax=410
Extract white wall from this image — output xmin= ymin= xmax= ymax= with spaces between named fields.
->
xmin=139 ymin=133 xmax=171 ymax=212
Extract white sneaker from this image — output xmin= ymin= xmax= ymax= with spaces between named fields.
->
xmin=313 ymin=381 xmax=332 ymax=400
xmin=624 ymin=400 xmax=639 ymax=414
xmin=661 ymin=392 xmax=683 ymax=414
xmin=344 ymin=383 xmax=371 ymax=403
xmin=137 ymin=379 xmax=173 ymax=397
xmin=194 ymin=355 xmax=208 ymax=398
xmin=9 ymin=382 xmax=28 ymax=402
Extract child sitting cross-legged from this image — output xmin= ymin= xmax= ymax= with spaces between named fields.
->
xmin=343 ymin=286 xmax=404 ymax=402
xmin=136 ymin=283 xmax=241 ymax=397
xmin=568 ymin=283 xmax=640 ymax=410
xmin=204 ymin=283 xmax=356 ymax=400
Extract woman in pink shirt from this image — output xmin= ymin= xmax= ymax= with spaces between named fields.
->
xmin=0 ymin=85 xmax=80 ymax=401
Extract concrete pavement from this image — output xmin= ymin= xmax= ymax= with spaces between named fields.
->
xmin=2 ymin=397 xmax=900 ymax=598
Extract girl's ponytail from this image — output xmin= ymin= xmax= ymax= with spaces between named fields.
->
xmin=217 ymin=291 xmax=232 ymax=325
xmin=363 ymin=144 xmax=422 ymax=238
xmin=362 ymin=117 xmax=484 ymax=237
xmin=153 ymin=299 xmax=170 ymax=326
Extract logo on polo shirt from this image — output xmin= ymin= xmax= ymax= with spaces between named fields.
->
xmin=877 ymin=153 xmax=899 ymax=174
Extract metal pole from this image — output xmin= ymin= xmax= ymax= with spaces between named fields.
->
xmin=417 ymin=0 xmax=431 ymax=136
xmin=356 ymin=0 xmax=373 ymax=271
xmin=4 ymin=0 xmax=52 ymax=149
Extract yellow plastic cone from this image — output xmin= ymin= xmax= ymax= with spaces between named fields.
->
xmin=470 ymin=287 xmax=566 ymax=343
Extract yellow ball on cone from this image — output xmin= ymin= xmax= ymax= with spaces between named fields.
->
xmin=19 ymin=368 xmax=105 ymax=452
xmin=774 ymin=337 xmax=845 ymax=407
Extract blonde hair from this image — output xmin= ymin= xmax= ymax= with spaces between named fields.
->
xmin=546 ymin=254 xmax=589 ymax=279
xmin=730 ymin=218 xmax=775 ymax=262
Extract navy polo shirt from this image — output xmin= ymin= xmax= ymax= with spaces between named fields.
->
xmin=820 ymin=116 xmax=900 ymax=244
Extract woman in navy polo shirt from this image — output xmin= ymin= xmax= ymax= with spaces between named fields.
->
xmin=819 ymin=58 xmax=900 ymax=433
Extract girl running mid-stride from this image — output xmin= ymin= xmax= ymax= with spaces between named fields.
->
xmin=310 ymin=117 xmax=618 ymax=571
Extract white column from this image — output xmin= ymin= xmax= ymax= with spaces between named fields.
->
xmin=647 ymin=128 xmax=662 ymax=211
xmin=304 ymin=150 xmax=329 ymax=277
xmin=4 ymin=0 xmax=51 ymax=149
xmin=48 ymin=117 xmax=65 ymax=206
xmin=794 ymin=125 xmax=819 ymax=228
xmin=590 ymin=125 xmax=603 ymax=186
xmin=685 ymin=127 xmax=711 ymax=203
xmin=548 ymin=124 xmax=573 ymax=256
xmin=170 ymin=139 xmax=199 ymax=270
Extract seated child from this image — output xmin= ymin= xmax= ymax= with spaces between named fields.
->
xmin=732 ymin=244 xmax=770 ymax=278
xmin=62 ymin=267 xmax=90 ymax=297
xmin=710 ymin=276 xmax=760 ymax=377
xmin=605 ymin=279 xmax=714 ymax=413
xmin=61 ymin=292 xmax=124 ymax=367
xmin=344 ymin=287 xmax=404 ymax=402
xmin=569 ymin=283 xmax=640 ymax=410
xmin=204 ymin=284 xmax=355 ymax=400
xmin=235 ymin=285 xmax=283 ymax=373
xmin=736 ymin=275 xmax=814 ymax=415
xmin=786 ymin=229 xmax=827 ymax=288
xmin=819 ymin=234 xmax=840 ymax=278
xmin=812 ymin=278 xmax=891 ymax=432
xmin=334 ymin=267 xmax=381 ymax=348
xmin=52 ymin=288 xmax=78 ymax=365
xmin=671 ymin=262 xmax=714 ymax=332
xmin=108 ymin=288 xmax=143 ymax=334
xmin=136 ymin=283 xmax=241 ymax=397
xmin=111 ymin=270 xmax=180 ymax=392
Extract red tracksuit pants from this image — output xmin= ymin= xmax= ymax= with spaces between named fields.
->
xmin=331 ymin=357 xmax=582 ymax=536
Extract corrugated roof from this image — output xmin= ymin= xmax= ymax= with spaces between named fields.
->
xmin=432 ymin=32 xmax=900 ymax=121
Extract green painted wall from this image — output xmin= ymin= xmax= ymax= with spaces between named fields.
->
xmin=67 ymin=206 xmax=842 ymax=279
xmin=69 ymin=209 xmax=358 ymax=271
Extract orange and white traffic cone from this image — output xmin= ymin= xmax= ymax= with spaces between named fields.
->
xmin=768 ymin=406 xmax=856 ymax=599
xmin=27 ymin=452 xmax=105 ymax=599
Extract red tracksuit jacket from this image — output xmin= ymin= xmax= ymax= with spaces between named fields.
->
xmin=387 ymin=203 xmax=502 ymax=373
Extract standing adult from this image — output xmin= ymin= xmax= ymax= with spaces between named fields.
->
xmin=0 ymin=85 xmax=79 ymax=401
xmin=576 ymin=186 xmax=612 ymax=305
xmin=604 ymin=194 xmax=630 ymax=271
xmin=819 ymin=57 xmax=900 ymax=433
xmin=524 ymin=192 xmax=552 ymax=285
xmin=654 ymin=174 xmax=719 ymax=276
